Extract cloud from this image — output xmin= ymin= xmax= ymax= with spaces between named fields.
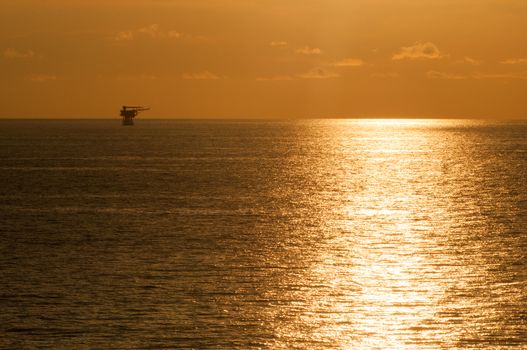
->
xmin=296 ymin=46 xmax=322 ymax=55
xmin=138 ymin=25 xmax=182 ymax=39
xmin=297 ymin=68 xmax=339 ymax=79
xmin=501 ymin=58 xmax=527 ymax=65
xmin=426 ymin=70 xmax=527 ymax=80
xmin=463 ymin=56 xmax=481 ymax=65
xmin=25 ymin=74 xmax=57 ymax=82
xmin=3 ymin=48 xmax=35 ymax=59
xmin=392 ymin=42 xmax=443 ymax=60
xmin=138 ymin=24 xmax=162 ymax=37
xmin=473 ymin=72 xmax=527 ymax=80
xmin=331 ymin=58 xmax=365 ymax=67
xmin=426 ymin=71 xmax=467 ymax=80
xmin=270 ymin=41 xmax=288 ymax=47
xmin=114 ymin=31 xmax=133 ymax=41
xmin=115 ymin=24 xmax=183 ymax=41
xmin=167 ymin=30 xmax=182 ymax=39
xmin=256 ymin=75 xmax=294 ymax=81
xmin=182 ymin=71 xmax=220 ymax=80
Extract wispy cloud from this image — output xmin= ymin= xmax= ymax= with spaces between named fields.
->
xmin=139 ymin=24 xmax=183 ymax=39
xmin=270 ymin=41 xmax=288 ymax=47
xmin=331 ymin=58 xmax=365 ymax=67
xmin=114 ymin=24 xmax=183 ymax=41
xmin=426 ymin=71 xmax=467 ymax=80
xmin=25 ymin=74 xmax=57 ymax=82
xmin=473 ymin=71 xmax=527 ymax=80
xmin=462 ymin=56 xmax=482 ymax=65
xmin=3 ymin=48 xmax=35 ymax=59
xmin=392 ymin=42 xmax=443 ymax=60
xmin=182 ymin=71 xmax=220 ymax=80
xmin=256 ymin=75 xmax=294 ymax=81
xmin=296 ymin=46 xmax=322 ymax=56
xmin=297 ymin=68 xmax=339 ymax=79
xmin=138 ymin=24 xmax=162 ymax=37
xmin=114 ymin=31 xmax=133 ymax=41
xmin=426 ymin=70 xmax=527 ymax=80
xmin=167 ymin=30 xmax=183 ymax=39
xmin=501 ymin=58 xmax=527 ymax=65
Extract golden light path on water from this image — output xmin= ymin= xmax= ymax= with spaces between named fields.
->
xmin=269 ymin=119 xmax=526 ymax=349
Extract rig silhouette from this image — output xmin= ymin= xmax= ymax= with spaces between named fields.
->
xmin=120 ymin=106 xmax=150 ymax=126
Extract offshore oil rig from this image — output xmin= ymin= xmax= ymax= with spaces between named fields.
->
xmin=120 ymin=106 xmax=150 ymax=126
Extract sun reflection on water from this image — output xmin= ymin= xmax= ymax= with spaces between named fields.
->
xmin=275 ymin=119 xmax=471 ymax=349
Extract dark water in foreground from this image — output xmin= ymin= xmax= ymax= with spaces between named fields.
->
xmin=0 ymin=119 xmax=526 ymax=349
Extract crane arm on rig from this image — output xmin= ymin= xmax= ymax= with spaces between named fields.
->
xmin=122 ymin=106 xmax=150 ymax=111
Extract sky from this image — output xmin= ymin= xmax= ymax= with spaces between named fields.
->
xmin=1 ymin=0 xmax=526 ymax=119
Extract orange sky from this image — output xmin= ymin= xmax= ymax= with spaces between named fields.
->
xmin=1 ymin=0 xmax=526 ymax=119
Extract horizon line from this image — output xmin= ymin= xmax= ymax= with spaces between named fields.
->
xmin=1 ymin=116 xmax=526 ymax=121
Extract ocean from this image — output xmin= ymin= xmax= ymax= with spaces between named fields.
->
xmin=1 ymin=119 xmax=526 ymax=349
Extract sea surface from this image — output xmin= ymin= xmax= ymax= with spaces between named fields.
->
xmin=1 ymin=119 xmax=526 ymax=349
